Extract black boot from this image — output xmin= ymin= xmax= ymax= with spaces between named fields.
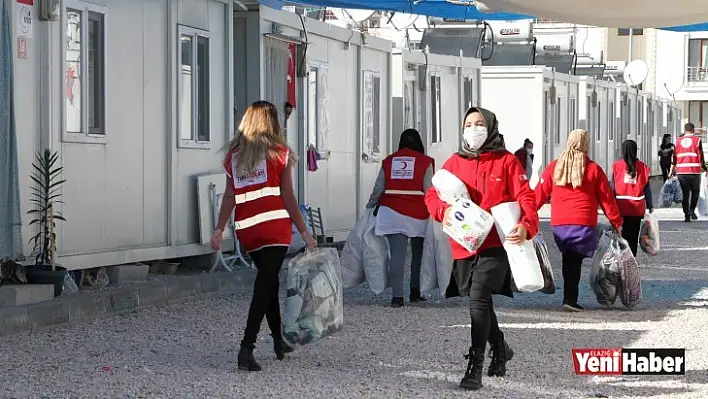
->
xmin=410 ymin=288 xmax=427 ymax=303
xmin=237 ymin=346 xmax=262 ymax=372
xmin=459 ymin=347 xmax=485 ymax=390
xmin=391 ymin=297 xmax=404 ymax=308
xmin=487 ymin=334 xmax=514 ymax=377
xmin=273 ymin=336 xmax=294 ymax=360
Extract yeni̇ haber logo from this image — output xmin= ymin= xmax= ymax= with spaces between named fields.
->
xmin=572 ymin=348 xmax=685 ymax=376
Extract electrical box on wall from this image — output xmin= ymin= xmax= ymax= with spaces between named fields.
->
xmin=38 ymin=0 xmax=60 ymax=21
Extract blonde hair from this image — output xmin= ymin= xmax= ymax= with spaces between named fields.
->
xmin=227 ymin=101 xmax=296 ymax=174
xmin=553 ymin=129 xmax=590 ymax=188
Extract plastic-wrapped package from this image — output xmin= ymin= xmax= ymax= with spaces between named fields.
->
xmin=490 ymin=202 xmax=544 ymax=293
xmin=639 ymin=213 xmax=660 ymax=256
xmin=659 ymin=178 xmax=683 ymax=207
xmin=618 ymin=244 xmax=643 ymax=309
xmin=589 ymin=232 xmax=639 ymax=307
xmin=362 ymin=214 xmax=390 ymax=295
xmin=431 ymin=169 xmax=471 ymax=204
xmin=339 ymin=210 xmax=370 ymax=288
xmin=282 ymin=248 xmax=344 ymax=347
xmin=533 ymin=234 xmax=556 ymax=294
xmin=420 ymin=219 xmax=454 ymax=298
xmin=698 ymin=174 xmax=708 ymax=217
xmin=443 ymin=199 xmax=495 ymax=254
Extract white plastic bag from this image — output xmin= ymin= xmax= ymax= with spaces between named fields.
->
xmin=443 ymin=199 xmax=495 ymax=254
xmin=339 ymin=210 xmax=370 ymax=288
xmin=282 ymin=248 xmax=343 ymax=347
xmin=432 ymin=169 xmax=471 ymax=204
xmin=698 ymin=174 xmax=708 ymax=217
xmin=490 ymin=202 xmax=544 ymax=293
xmin=639 ymin=213 xmax=660 ymax=256
xmin=362 ymin=214 xmax=390 ymax=295
xmin=420 ymin=219 xmax=454 ymax=297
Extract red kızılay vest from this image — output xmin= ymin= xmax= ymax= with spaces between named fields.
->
xmin=612 ymin=159 xmax=649 ymax=217
xmin=378 ymin=148 xmax=434 ymax=220
xmin=675 ymin=135 xmax=702 ymax=174
xmin=223 ymin=145 xmax=292 ymax=252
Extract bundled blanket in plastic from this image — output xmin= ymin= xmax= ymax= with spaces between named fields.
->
xmin=420 ymin=219 xmax=454 ymax=298
xmin=639 ymin=213 xmax=660 ymax=256
xmin=698 ymin=174 xmax=708 ymax=217
xmin=659 ymin=178 xmax=683 ymax=208
xmin=283 ymin=248 xmax=344 ymax=347
xmin=589 ymin=232 xmax=641 ymax=308
xmin=490 ymin=202 xmax=544 ymax=292
xmin=533 ymin=234 xmax=556 ymax=294
xmin=338 ymin=209 xmax=390 ymax=294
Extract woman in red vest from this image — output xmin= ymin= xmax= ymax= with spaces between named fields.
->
xmin=366 ymin=129 xmax=435 ymax=307
xmin=425 ymin=107 xmax=539 ymax=391
xmin=535 ymin=129 xmax=623 ymax=312
xmin=611 ymin=140 xmax=654 ymax=256
xmin=211 ymin=101 xmax=317 ymax=372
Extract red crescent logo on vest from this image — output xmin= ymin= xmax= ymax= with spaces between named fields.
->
xmin=400 ymin=161 xmax=408 ymax=169
xmin=681 ymin=137 xmax=693 ymax=148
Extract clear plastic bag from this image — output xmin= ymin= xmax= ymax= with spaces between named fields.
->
xmin=282 ymin=248 xmax=344 ymax=347
xmin=533 ymin=234 xmax=556 ymax=294
xmin=362 ymin=212 xmax=390 ymax=295
xmin=62 ymin=272 xmax=79 ymax=295
xmin=420 ymin=219 xmax=453 ymax=298
xmin=698 ymin=174 xmax=708 ymax=217
xmin=618 ymin=243 xmax=643 ymax=309
xmin=339 ymin=210 xmax=369 ymax=288
xmin=639 ymin=213 xmax=660 ymax=256
xmin=589 ymin=232 xmax=622 ymax=306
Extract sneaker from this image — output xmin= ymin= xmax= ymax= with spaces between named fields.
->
xmin=391 ymin=297 xmax=404 ymax=308
xmin=563 ymin=303 xmax=584 ymax=312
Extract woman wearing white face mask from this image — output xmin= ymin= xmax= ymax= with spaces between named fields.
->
xmin=425 ymin=107 xmax=539 ymax=391
xmin=514 ymin=139 xmax=534 ymax=180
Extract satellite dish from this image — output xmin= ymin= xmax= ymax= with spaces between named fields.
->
xmin=329 ymin=8 xmax=375 ymax=24
xmin=388 ymin=12 xmax=420 ymax=30
xmin=664 ymin=74 xmax=683 ymax=96
xmin=623 ymin=60 xmax=648 ymax=87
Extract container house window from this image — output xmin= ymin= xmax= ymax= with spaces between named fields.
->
xmin=463 ymin=76 xmax=474 ymax=109
xmin=608 ymin=102 xmax=615 ymax=141
xmin=178 ymin=26 xmax=210 ymax=147
xmin=688 ymin=101 xmax=708 ymax=132
xmin=431 ymin=75 xmax=442 ymax=143
xmin=637 ymin=100 xmax=643 ymax=136
xmin=363 ymin=70 xmax=381 ymax=158
xmin=555 ymin=97 xmax=561 ymax=144
xmin=586 ymin=98 xmax=592 ymax=134
xmin=618 ymin=28 xmax=643 ymax=36
xmin=308 ymin=67 xmax=319 ymax=149
xmin=63 ymin=2 xmax=106 ymax=141
xmin=569 ymin=98 xmax=576 ymax=130
xmin=595 ymin=102 xmax=601 ymax=142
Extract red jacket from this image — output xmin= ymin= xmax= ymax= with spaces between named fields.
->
xmin=425 ymin=151 xmax=539 ymax=260
xmin=379 ymin=148 xmax=434 ymax=220
xmin=223 ymin=145 xmax=292 ymax=252
xmin=612 ymin=159 xmax=650 ymax=217
xmin=535 ymin=158 xmax=622 ymax=230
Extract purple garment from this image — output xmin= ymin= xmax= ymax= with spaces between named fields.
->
xmin=552 ymin=225 xmax=598 ymax=258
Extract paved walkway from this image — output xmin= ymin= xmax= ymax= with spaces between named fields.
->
xmin=1 ymin=214 xmax=707 ymax=398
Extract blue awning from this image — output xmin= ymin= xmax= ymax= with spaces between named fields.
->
xmin=260 ymin=0 xmax=708 ymax=32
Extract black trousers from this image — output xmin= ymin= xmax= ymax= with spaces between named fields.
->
xmin=621 ymin=216 xmax=643 ymax=257
xmin=678 ymin=174 xmax=701 ymax=217
xmin=561 ymin=251 xmax=585 ymax=305
xmin=660 ymin=164 xmax=670 ymax=182
xmin=241 ymin=246 xmax=288 ymax=349
xmin=468 ymin=281 xmax=502 ymax=350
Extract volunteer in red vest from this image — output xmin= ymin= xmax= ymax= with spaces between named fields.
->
xmin=670 ymin=123 xmax=708 ymax=222
xmin=425 ymin=107 xmax=539 ymax=391
xmin=211 ymin=101 xmax=317 ymax=372
xmin=513 ymin=138 xmax=534 ymax=180
xmin=610 ymin=140 xmax=654 ymax=257
xmin=366 ymin=129 xmax=434 ymax=308
xmin=535 ymin=129 xmax=622 ymax=313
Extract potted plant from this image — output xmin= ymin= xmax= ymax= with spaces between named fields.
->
xmin=23 ymin=149 xmax=67 ymax=297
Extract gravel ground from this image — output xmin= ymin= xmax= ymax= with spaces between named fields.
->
xmin=1 ymin=213 xmax=708 ymax=399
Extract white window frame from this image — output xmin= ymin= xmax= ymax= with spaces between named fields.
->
xmin=177 ymin=25 xmax=211 ymax=149
xmin=430 ymin=74 xmax=442 ymax=144
xmin=362 ymin=70 xmax=382 ymax=160
xmin=61 ymin=0 xmax=107 ymax=144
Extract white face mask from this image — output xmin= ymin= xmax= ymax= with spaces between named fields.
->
xmin=526 ymin=147 xmax=533 ymax=155
xmin=463 ymin=126 xmax=488 ymax=150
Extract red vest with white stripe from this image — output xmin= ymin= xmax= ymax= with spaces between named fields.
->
xmin=675 ymin=135 xmax=702 ymax=174
xmin=224 ymin=146 xmax=292 ymax=252
xmin=612 ymin=159 xmax=649 ymax=217
xmin=378 ymin=148 xmax=434 ymax=220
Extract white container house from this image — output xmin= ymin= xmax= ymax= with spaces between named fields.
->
xmin=391 ymin=48 xmax=482 ymax=168
xmin=578 ymin=77 xmax=619 ymax=173
xmin=481 ymin=66 xmax=580 ymax=187
xmin=6 ymin=2 xmax=393 ymax=270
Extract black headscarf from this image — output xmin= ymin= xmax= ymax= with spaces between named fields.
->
xmin=622 ymin=139 xmax=638 ymax=178
xmin=457 ymin=106 xmax=506 ymax=158
xmin=398 ymin=128 xmax=425 ymax=154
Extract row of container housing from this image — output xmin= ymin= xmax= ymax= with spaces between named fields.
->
xmin=5 ymin=1 xmax=681 ymax=270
